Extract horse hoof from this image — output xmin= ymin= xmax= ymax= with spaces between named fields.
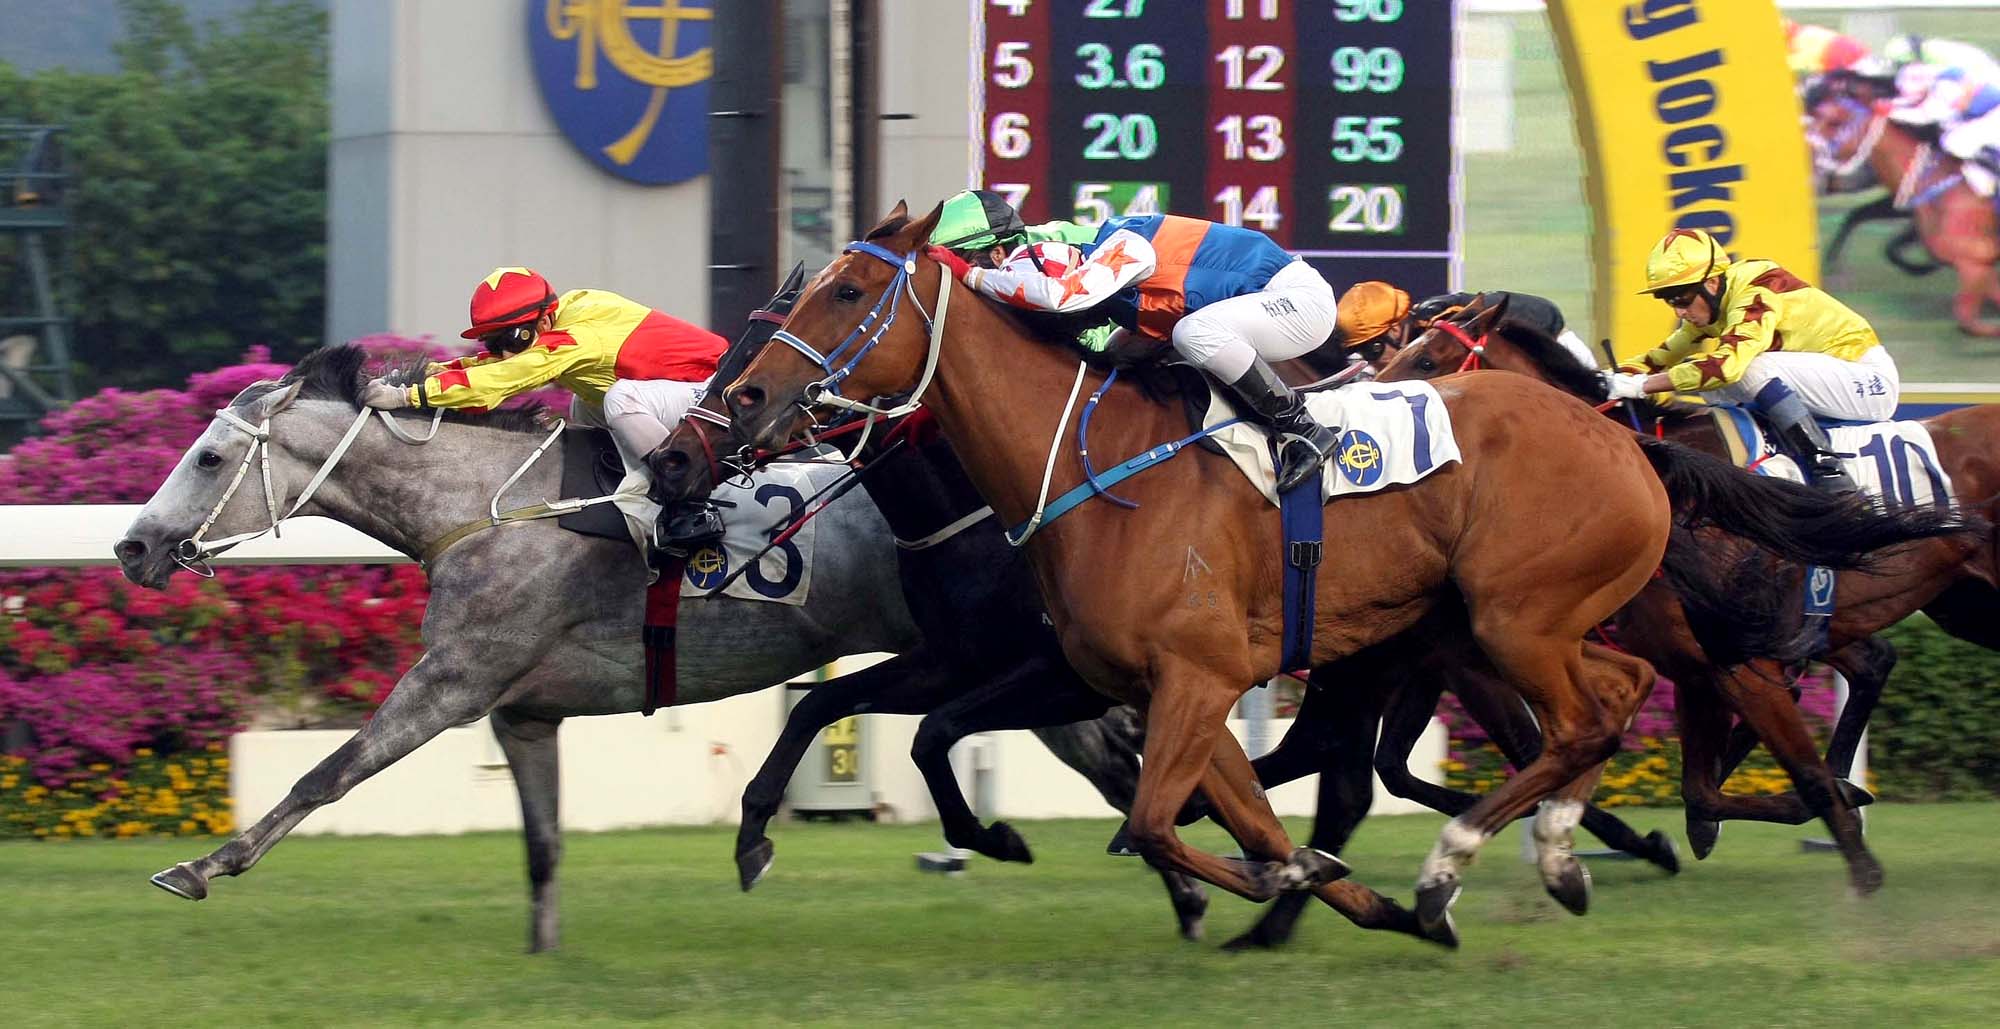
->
xmin=1174 ymin=889 xmax=1208 ymax=942
xmin=979 ymin=821 xmax=1034 ymax=864
xmin=1686 ymin=817 xmax=1721 ymax=860
xmin=1415 ymin=879 xmax=1462 ymax=936
xmin=150 ymin=862 xmax=208 ymax=901
xmin=1849 ymin=856 xmax=1885 ymax=896
xmin=1287 ymin=847 xmax=1353 ymax=890
xmin=1106 ymin=821 xmax=1139 ymax=857
xmin=1422 ymin=909 xmax=1461 ymax=950
xmin=1644 ymin=830 xmax=1682 ymax=875
xmin=1837 ymin=779 xmax=1876 ymax=809
xmin=1220 ymin=925 xmax=1284 ymax=951
xmin=1545 ymin=859 xmax=1592 ymax=916
xmin=736 ymin=838 xmax=775 ymax=892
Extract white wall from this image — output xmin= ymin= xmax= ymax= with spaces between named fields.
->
xmin=231 ymin=699 xmax=1448 ymax=836
xmin=327 ymin=0 xmax=711 ymax=346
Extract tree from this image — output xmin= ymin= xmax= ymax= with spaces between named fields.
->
xmin=0 ymin=0 xmax=328 ymax=390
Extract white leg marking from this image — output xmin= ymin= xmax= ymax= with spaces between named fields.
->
xmin=1418 ymin=818 xmax=1489 ymax=889
xmin=1533 ymin=798 xmax=1585 ymax=882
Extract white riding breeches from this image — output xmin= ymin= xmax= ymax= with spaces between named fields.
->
xmin=1942 ymin=113 xmax=2000 ymax=195
xmin=573 ymin=379 xmax=709 ymax=470
xmin=1715 ymin=346 xmax=1900 ymax=422
xmin=1170 ymin=259 xmax=1339 ymax=381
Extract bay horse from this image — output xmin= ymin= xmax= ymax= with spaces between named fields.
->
xmin=653 ymin=270 xmax=1211 ymax=938
xmin=720 ymin=203 xmax=1947 ymax=943
xmin=1378 ymin=299 xmax=1999 ymax=864
xmin=1810 ymin=92 xmax=2000 ymax=337
xmin=110 ymin=343 xmax=1173 ymax=951
xmin=658 ymin=273 xmax=1681 ymax=952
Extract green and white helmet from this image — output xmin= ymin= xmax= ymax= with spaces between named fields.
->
xmin=931 ymin=190 xmax=1030 ymax=252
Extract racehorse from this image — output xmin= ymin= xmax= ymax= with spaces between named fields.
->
xmin=110 ymin=343 xmax=1172 ymax=951
xmin=1377 ymin=299 xmax=1999 ymax=871
xmin=720 ymin=203 xmax=1947 ymax=943
xmin=654 ymin=271 xmax=1211 ymax=938
xmin=1809 ymin=93 xmax=2000 ymax=337
xmin=664 ymin=275 xmax=1684 ymax=954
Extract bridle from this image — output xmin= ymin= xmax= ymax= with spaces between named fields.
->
xmin=770 ymin=239 xmax=950 ymax=421
xmin=1428 ymin=318 xmax=1489 ymax=372
xmin=1811 ymin=96 xmax=1887 ymax=184
xmin=174 ymin=400 xmax=442 ymax=575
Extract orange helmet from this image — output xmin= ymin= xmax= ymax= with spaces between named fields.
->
xmin=463 ymin=267 xmax=558 ymax=340
xmin=1336 ymin=281 xmax=1413 ymax=347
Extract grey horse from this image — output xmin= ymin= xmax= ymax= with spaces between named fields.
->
xmin=112 ymin=345 xmax=1153 ymax=952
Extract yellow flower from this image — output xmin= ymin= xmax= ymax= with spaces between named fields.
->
xmin=179 ymin=820 xmax=198 ymax=834
xmin=134 ymin=748 xmax=153 ymax=758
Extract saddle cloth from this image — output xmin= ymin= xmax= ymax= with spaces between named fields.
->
xmin=1203 ymin=380 xmax=1462 ymax=505
xmin=1709 ymin=406 xmax=1955 ymax=508
xmin=607 ymin=461 xmax=825 ymax=607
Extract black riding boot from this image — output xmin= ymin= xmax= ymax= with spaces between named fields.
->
xmin=1222 ymin=358 xmax=1340 ymax=493
xmin=1769 ymin=407 xmax=1858 ymax=493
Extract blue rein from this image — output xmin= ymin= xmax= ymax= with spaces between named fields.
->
xmin=772 ymin=240 xmax=928 ymax=403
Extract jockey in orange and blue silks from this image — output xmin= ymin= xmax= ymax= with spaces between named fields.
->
xmin=360 ymin=267 xmax=726 ymax=470
xmin=926 ymin=212 xmax=1341 ymax=491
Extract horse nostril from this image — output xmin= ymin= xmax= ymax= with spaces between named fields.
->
xmin=731 ymin=387 xmax=764 ymax=413
xmin=114 ymin=539 xmax=148 ymax=564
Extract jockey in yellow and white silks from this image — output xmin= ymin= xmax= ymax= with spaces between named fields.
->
xmin=361 ymin=267 xmax=726 ymax=469
xmin=1610 ymin=228 xmax=1898 ymax=491
xmin=926 ymin=210 xmax=1340 ymax=491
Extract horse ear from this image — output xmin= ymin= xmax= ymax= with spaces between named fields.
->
xmin=908 ymin=202 xmax=946 ymax=246
xmin=780 ymin=262 xmax=806 ymax=295
xmin=1464 ymin=292 xmax=1508 ymax=329
xmin=245 ymin=379 xmax=304 ymax=420
xmin=863 ymin=201 xmax=909 ymax=236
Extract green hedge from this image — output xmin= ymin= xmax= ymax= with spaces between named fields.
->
xmin=1872 ymin=615 xmax=2000 ymax=801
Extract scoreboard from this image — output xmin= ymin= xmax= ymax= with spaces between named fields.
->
xmin=973 ymin=0 xmax=1459 ymax=299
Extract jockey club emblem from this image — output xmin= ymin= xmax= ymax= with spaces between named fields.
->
xmin=529 ymin=0 xmax=713 ymax=185
xmin=685 ymin=544 xmax=728 ymax=591
xmin=1335 ymin=429 xmax=1385 ymax=487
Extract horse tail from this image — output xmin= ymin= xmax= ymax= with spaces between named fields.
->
xmin=1636 ymin=436 xmax=1984 ymax=664
xmin=1635 ymin=436 xmax=1981 ymax=569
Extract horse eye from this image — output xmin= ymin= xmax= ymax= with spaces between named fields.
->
xmin=833 ymin=283 xmax=863 ymax=303
xmin=1417 ymin=357 xmax=1437 ymax=372
xmin=197 ymin=450 xmax=224 ymax=469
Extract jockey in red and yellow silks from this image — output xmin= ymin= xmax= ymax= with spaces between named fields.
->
xmin=927 ymin=211 xmax=1340 ymax=491
xmin=1609 ymin=229 xmax=1898 ymax=491
xmin=361 ymin=267 xmax=726 ymax=469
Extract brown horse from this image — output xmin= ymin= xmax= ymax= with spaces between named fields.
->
xmin=1378 ymin=300 xmax=1999 ymax=864
xmin=718 ymin=203 xmax=1937 ymax=943
xmin=1810 ymin=93 xmax=2000 ymax=337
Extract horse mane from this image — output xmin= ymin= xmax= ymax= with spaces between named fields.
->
xmin=241 ymin=343 xmax=549 ymax=433
xmin=1485 ymin=319 xmax=1610 ymax=401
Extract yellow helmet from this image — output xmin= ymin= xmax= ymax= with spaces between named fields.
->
xmin=1336 ymin=281 xmax=1412 ymax=346
xmin=1636 ymin=228 xmax=1732 ymax=295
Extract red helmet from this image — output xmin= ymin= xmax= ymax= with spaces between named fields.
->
xmin=463 ymin=267 xmax=557 ymax=339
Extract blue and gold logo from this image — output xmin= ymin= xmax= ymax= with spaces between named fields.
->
xmin=1335 ymin=429 xmax=1385 ymax=487
xmin=531 ymin=0 xmax=713 ymax=185
xmin=685 ymin=544 xmax=728 ymax=591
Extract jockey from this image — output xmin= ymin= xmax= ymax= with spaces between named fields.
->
xmin=1784 ymin=20 xmax=1870 ymax=78
xmin=927 ymin=210 xmax=1340 ymax=491
xmin=930 ymin=189 xmax=1099 ymax=270
xmin=1611 ymin=229 xmax=1898 ymax=492
xmin=1881 ymin=57 xmax=2000 ymax=196
xmin=1882 ymin=33 xmax=2000 ymax=84
xmin=361 ymin=267 xmax=727 ymax=470
xmin=1336 ymin=282 xmax=1593 ymax=372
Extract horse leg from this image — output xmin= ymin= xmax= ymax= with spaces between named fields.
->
xmin=1029 ymin=706 xmax=1211 ymax=942
xmin=1951 ymin=259 xmax=2000 ymax=338
xmin=909 ymin=658 xmax=1120 ymax=864
xmin=150 ymin=656 xmax=507 ymax=902
xmin=489 ymin=708 xmax=564 ymax=954
xmin=1823 ymin=636 xmax=1894 ymax=790
xmin=1224 ymin=672 xmax=1392 ymax=951
xmin=736 ymin=652 xmax=948 ymax=891
xmin=1714 ymin=661 xmax=1883 ymax=894
xmin=1414 ymin=636 xmax=1648 ymax=933
xmin=1450 ymin=665 xmax=1680 ymax=873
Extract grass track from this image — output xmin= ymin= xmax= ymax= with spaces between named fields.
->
xmin=6 ymin=805 xmax=1997 ymax=1026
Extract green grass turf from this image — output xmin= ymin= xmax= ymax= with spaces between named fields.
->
xmin=1464 ymin=11 xmax=2000 ymax=386
xmin=4 ymin=805 xmax=1996 ymax=1027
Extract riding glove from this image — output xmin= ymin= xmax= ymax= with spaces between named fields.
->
xmin=360 ymin=379 xmax=412 ymax=410
xmin=925 ymin=245 xmax=974 ymax=282
xmin=1602 ymin=372 xmax=1652 ymax=401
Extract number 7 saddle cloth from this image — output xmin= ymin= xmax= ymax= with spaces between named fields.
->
xmin=1203 ymin=379 xmax=1462 ymax=505
xmin=1709 ymin=406 xmax=1956 ymax=509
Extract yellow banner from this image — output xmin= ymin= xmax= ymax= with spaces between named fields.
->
xmin=1548 ymin=0 xmax=1819 ymax=363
